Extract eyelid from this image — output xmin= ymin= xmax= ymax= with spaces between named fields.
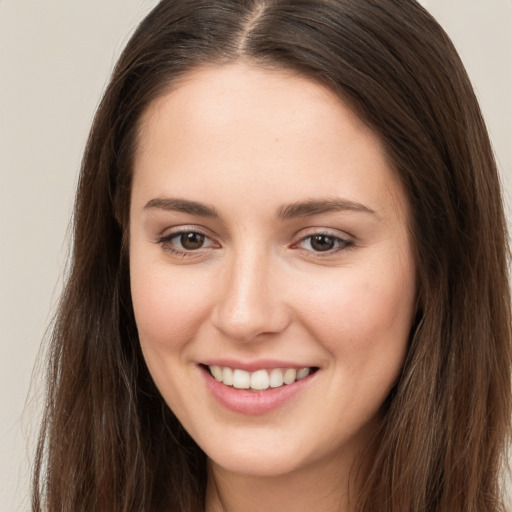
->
xmin=156 ymin=224 xmax=218 ymax=241
xmin=290 ymin=227 xmax=354 ymax=254
xmin=292 ymin=226 xmax=353 ymax=241
xmin=155 ymin=225 xmax=353 ymax=258
xmin=156 ymin=225 xmax=220 ymax=256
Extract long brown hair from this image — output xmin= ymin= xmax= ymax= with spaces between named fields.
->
xmin=33 ymin=1 xmax=512 ymax=510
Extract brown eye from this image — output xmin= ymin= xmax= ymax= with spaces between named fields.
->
xmin=157 ymin=230 xmax=217 ymax=256
xmin=180 ymin=232 xmax=205 ymax=250
xmin=310 ymin=235 xmax=336 ymax=252
xmin=296 ymin=233 xmax=352 ymax=254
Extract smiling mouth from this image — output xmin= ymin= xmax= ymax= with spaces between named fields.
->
xmin=204 ymin=365 xmax=318 ymax=391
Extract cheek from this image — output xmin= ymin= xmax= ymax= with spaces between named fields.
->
xmin=130 ymin=263 xmax=212 ymax=350
xmin=298 ymin=261 xmax=416 ymax=366
xmin=129 ymin=263 xmax=214 ymax=412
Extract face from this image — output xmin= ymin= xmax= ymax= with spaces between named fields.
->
xmin=129 ymin=63 xmax=417 ymax=478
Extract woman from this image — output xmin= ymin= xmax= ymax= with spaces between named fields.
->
xmin=33 ymin=1 xmax=512 ymax=511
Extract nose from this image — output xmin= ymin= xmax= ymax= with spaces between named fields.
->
xmin=211 ymin=249 xmax=291 ymax=343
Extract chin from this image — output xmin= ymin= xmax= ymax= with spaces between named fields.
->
xmin=200 ymin=427 xmax=359 ymax=481
xmin=208 ymin=449 xmax=308 ymax=478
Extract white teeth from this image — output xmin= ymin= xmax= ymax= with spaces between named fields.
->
xmin=269 ymin=368 xmax=284 ymax=388
xmin=233 ymin=369 xmax=250 ymax=389
xmin=223 ymin=367 xmax=234 ymax=386
xmin=297 ymin=367 xmax=310 ymax=380
xmin=251 ymin=369 xmax=270 ymax=390
xmin=210 ymin=365 xmax=223 ymax=381
xmin=283 ymin=368 xmax=297 ymax=385
xmin=208 ymin=365 xmax=313 ymax=390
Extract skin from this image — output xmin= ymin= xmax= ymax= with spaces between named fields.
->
xmin=129 ymin=62 xmax=417 ymax=512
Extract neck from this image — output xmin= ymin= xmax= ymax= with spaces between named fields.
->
xmin=205 ymin=447 xmax=364 ymax=512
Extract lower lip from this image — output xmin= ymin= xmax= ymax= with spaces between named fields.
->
xmin=201 ymin=367 xmax=316 ymax=415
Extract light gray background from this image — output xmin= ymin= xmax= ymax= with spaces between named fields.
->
xmin=1 ymin=1 xmax=511 ymax=511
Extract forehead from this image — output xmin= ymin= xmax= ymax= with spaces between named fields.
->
xmin=132 ymin=62 xmax=407 ymax=222
xmin=137 ymin=63 xmax=374 ymax=157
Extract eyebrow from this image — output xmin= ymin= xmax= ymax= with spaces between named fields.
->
xmin=277 ymin=198 xmax=377 ymax=219
xmin=143 ymin=196 xmax=377 ymax=219
xmin=143 ymin=197 xmax=219 ymax=217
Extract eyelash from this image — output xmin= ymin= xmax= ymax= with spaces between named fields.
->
xmin=156 ymin=230 xmax=353 ymax=258
xmin=293 ymin=233 xmax=353 ymax=254
xmin=157 ymin=230 xmax=218 ymax=258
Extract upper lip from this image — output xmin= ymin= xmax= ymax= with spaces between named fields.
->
xmin=199 ymin=359 xmax=317 ymax=372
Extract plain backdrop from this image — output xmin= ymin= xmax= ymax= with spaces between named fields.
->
xmin=1 ymin=1 xmax=511 ymax=511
